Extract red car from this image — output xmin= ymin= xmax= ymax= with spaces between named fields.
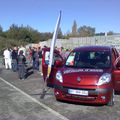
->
xmin=42 ymin=46 xmax=120 ymax=106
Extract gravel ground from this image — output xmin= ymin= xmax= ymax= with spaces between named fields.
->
xmin=0 ymin=66 xmax=120 ymax=120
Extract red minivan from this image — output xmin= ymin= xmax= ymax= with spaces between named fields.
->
xmin=42 ymin=46 xmax=120 ymax=106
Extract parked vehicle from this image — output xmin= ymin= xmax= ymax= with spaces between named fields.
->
xmin=42 ymin=46 xmax=120 ymax=106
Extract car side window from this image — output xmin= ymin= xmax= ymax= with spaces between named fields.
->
xmin=66 ymin=52 xmax=75 ymax=65
xmin=45 ymin=51 xmax=62 ymax=65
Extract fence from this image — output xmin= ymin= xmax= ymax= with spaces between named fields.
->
xmin=40 ymin=35 xmax=120 ymax=52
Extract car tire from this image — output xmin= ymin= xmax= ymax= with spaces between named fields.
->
xmin=107 ymin=89 xmax=114 ymax=106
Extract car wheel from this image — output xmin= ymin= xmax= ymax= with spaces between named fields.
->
xmin=107 ymin=89 xmax=114 ymax=106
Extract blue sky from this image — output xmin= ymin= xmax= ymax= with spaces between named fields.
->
xmin=0 ymin=0 xmax=120 ymax=34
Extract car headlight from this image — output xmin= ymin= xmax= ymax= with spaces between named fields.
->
xmin=56 ymin=71 xmax=63 ymax=83
xmin=97 ymin=73 xmax=111 ymax=85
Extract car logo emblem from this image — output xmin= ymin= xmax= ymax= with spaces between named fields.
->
xmin=77 ymin=77 xmax=81 ymax=82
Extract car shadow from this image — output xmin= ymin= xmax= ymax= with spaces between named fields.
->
xmin=29 ymin=88 xmax=54 ymax=98
xmin=56 ymin=100 xmax=104 ymax=107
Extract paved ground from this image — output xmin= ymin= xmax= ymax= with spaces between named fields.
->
xmin=0 ymin=79 xmax=67 ymax=120
xmin=0 ymin=65 xmax=120 ymax=120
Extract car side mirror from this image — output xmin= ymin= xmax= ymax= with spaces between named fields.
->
xmin=55 ymin=60 xmax=63 ymax=67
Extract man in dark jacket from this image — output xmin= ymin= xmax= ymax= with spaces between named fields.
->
xmin=38 ymin=47 xmax=42 ymax=74
xmin=17 ymin=50 xmax=26 ymax=80
xmin=33 ymin=48 xmax=39 ymax=71
xmin=11 ymin=47 xmax=18 ymax=72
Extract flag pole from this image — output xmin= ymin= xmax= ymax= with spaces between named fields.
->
xmin=40 ymin=11 xmax=61 ymax=99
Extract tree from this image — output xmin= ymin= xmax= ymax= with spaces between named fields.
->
xmin=71 ymin=20 xmax=78 ymax=37
xmin=0 ymin=25 xmax=3 ymax=37
xmin=6 ymin=24 xmax=19 ymax=39
xmin=57 ymin=27 xmax=63 ymax=38
xmin=95 ymin=32 xmax=105 ymax=36
xmin=39 ymin=32 xmax=53 ymax=41
xmin=107 ymin=31 xmax=114 ymax=35
xmin=78 ymin=25 xmax=95 ymax=37
xmin=0 ymin=25 xmax=3 ymax=33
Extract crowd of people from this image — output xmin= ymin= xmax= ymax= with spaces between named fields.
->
xmin=2 ymin=45 xmax=72 ymax=80
xmin=3 ymin=45 xmax=42 ymax=80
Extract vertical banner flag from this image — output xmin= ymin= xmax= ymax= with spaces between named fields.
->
xmin=47 ymin=11 xmax=61 ymax=78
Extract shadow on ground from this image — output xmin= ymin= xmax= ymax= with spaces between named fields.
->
xmin=25 ymin=66 xmax=34 ymax=78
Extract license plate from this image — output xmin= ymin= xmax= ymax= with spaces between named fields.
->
xmin=68 ymin=89 xmax=88 ymax=96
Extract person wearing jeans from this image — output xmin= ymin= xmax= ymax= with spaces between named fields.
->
xmin=17 ymin=50 xmax=26 ymax=80
xmin=3 ymin=48 xmax=12 ymax=70
xmin=11 ymin=47 xmax=18 ymax=72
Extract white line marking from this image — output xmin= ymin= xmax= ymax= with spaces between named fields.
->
xmin=0 ymin=77 xmax=69 ymax=120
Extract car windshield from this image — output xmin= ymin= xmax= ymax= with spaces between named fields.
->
xmin=65 ymin=51 xmax=111 ymax=69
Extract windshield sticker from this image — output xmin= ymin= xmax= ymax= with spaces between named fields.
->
xmin=63 ymin=69 xmax=103 ymax=74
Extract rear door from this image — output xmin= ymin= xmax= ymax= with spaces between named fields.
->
xmin=42 ymin=48 xmax=63 ymax=87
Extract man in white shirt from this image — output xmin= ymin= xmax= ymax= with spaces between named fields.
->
xmin=3 ymin=48 xmax=12 ymax=69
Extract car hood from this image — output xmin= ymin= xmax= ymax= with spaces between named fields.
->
xmin=62 ymin=67 xmax=110 ymax=86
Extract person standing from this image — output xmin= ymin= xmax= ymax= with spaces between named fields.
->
xmin=17 ymin=50 xmax=26 ymax=80
xmin=33 ymin=48 xmax=39 ymax=71
xmin=18 ymin=45 xmax=26 ymax=56
xmin=11 ymin=47 xmax=18 ymax=72
xmin=3 ymin=48 xmax=12 ymax=70
xmin=38 ymin=47 xmax=42 ymax=73
xmin=26 ymin=46 xmax=32 ymax=65
xmin=32 ymin=47 xmax=35 ymax=70
xmin=64 ymin=49 xmax=70 ymax=59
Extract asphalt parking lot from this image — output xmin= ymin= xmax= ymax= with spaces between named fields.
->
xmin=0 ymin=65 xmax=120 ymax=120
